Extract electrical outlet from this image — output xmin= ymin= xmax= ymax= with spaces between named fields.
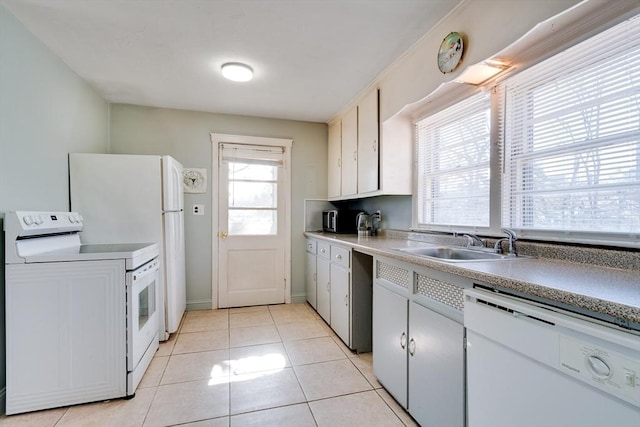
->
xmin=192 ymin=204 xmax=204 ymax=215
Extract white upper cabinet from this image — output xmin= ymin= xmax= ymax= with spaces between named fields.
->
xmin=341 ymin=106 xmax=358 ymax=197
xmin=327 ymin=120 xmax=342 ymax=199
xmin=357 ymin=89 xmax=379 ymax=194
xmin=328 ymin=87 xmax=410 ymax=200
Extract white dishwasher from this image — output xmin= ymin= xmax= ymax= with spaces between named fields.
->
xmin=464 ymin=288 xmax=640 ymax=427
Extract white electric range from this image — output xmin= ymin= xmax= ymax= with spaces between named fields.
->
xmin=4 ymin=211 xmax=160 ymax=415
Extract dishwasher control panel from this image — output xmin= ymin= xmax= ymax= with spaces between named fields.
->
xmin=560 ymin=335 xmax=640 ymax=407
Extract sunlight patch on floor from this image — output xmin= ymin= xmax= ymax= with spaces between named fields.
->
xmin=208 ymin=353 xmax=287 ymax=385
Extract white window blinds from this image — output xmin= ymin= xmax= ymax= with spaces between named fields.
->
xmin=220 ymin=143 xmax=285 ymax=167
xmin=501 ymin=15 xmax=640 ymax=235
xmin=416 ymin=92 xmax=491 ymax=228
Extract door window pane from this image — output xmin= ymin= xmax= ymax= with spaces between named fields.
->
xmin=227 ymin=160 xmax=278 ymax=235
xmin=229 ymin=162 xmax=277 ymax=180
xmin=228 ymin=209 xmax=277 ymax=235
xmin=229 ymin=181 xmax=277 ymax=208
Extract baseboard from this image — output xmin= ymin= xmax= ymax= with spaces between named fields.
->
xmin=290 ymin=293 xmax=307 ymax=304
xmin=186 ymin=299 xmax=213 ymax=311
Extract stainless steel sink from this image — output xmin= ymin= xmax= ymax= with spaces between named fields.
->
xmin=394 ymin=246 xmax=525 ymax=262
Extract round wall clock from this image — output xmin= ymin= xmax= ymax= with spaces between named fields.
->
xmin=437 ymin=32 xmax=464 ymax=74
xmin=183 ymin=168 xmax=207 ymax=193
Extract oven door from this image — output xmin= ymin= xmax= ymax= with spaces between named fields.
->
xmin=126 ymin=258 xmax=160 ymax=372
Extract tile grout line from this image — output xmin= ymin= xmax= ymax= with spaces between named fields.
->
xmin=270 ymin=303 xmax=322 ymax=427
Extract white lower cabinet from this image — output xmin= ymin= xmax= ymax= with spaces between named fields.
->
xmin=330 ymin=261 xmax=350 ymax=344
xmin=373 ymin=256 xmax=466 ymax=427
xmin=305 ymin=239 xmax=317 ymax=309
xmin=304 ymin=237 xmax=372 ymax=352
xmin=372 ymin=283 xmax=409 ymax=407
xmin=316 ymin=241 xmax=331 ymax=323
xmin=408 ymin=301 xmax=464 ymax=427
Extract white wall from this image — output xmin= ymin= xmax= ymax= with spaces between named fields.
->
xmin=109 ymin=104 xmax=328 ymax=309
xmin=336 ymin=0 xmax=583 ymax=123
xmin=0 ymin=5 xmax=109 ymax=413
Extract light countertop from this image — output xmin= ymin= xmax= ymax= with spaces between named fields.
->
xmin=304 ymin=232 xmax=640 ymax=328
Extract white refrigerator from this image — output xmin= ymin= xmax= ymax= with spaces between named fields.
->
xmin=69 ymin=153 xmax=186 ymax=340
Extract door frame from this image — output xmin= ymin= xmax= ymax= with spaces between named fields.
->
xmin=210 ymin=133 xmax=293 ymax=309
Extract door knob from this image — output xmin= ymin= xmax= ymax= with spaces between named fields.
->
xmin=219 ymin=231 xmax=228 ymax=239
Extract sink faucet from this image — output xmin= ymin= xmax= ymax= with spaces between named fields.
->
xmin=463 ymin=233 xmax=485 ymax=248
xmin=494 ymin=228 xmax=518 ymax=255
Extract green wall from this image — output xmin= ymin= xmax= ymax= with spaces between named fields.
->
xmin=109 ymin=104 xmax=328 ymax=308
xmin=0 ymin=5 xmax=109 ymax=413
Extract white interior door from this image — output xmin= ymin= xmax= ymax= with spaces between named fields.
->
xmin=214 ymin=136 xmax=292 ymax=308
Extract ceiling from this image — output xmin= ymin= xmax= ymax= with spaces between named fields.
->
xmin=2 ymin=0 xmax=461 ymax=123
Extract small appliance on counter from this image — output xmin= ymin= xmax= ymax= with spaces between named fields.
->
xmin=356 ymin=212 xmax=371 ymax=237
xmin=322 ymin=209 xmax=362 ymax=233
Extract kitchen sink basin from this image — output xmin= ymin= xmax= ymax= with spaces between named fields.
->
xmin=394 ymin=246 xmax=525 ymax=262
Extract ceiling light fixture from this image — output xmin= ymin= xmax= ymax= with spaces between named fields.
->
xmin=221 ymin=62 xmax=253 ymax=82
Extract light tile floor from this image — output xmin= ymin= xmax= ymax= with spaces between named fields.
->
xmin=0 ymin=303 xmax=418 ymax=427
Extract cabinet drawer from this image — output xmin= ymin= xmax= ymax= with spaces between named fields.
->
xmin=306 ymin=239 xmax=317 ymax=254
xmin=317 ymin=241 xmax=330 ymax=259
xmin=331 ymin=245 xmax=350 ymax=268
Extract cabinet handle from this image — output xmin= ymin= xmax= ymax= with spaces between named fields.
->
xmin=353 ymin=150 xmax=357 ymax=161
xmin=373 ymin=140 xmax=377 ymax=152
xmin=344 ymin=294 xmax=348 ymax=306
xmin=400 ymin=332 xmax=407 ymax=349
xmin=335 ymin=254 xmax=342 ymax=260
xmin=408 ymin=338 xmax=416 ymax=356
xmin=320 ymin=248 xmax=325 ymax=253
xmin=327 ymin=282 xmax=331 ymax=292
xmin=338 ymin=158 xmax=341 ymax=168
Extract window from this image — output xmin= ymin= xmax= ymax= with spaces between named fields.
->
xmin=415 ymin=92 xmax=491 ymax=228
xmin=221 ymin=144 xmax=284 ymax=235
xmin=414 ymin=14 xmax=640 ymax=246
xmin=502 ymin=15 xmax=640 ymax=238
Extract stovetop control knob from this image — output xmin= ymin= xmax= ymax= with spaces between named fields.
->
xmin=23 ymin=215 xmax=34 ymax=226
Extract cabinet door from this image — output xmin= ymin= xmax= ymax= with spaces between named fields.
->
xmin=327 ymin=120 xmax=342 ymax=198
xmin=305 ymin=251 xmax=317 ymax=309
xmin=316 ymin=257 xmax=331 ymax=324
xmin=408 ymin=301 xmax=464 ymax=427
xmin=372 ymin=283 xmax=408 ymax=408
xmin=341 ymin=106 xmax=358 ymax=197
xmin=330 ymin=263 xmax=350 ymax=345
xmin=357 ymin=89 xmax=379 ymax=194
